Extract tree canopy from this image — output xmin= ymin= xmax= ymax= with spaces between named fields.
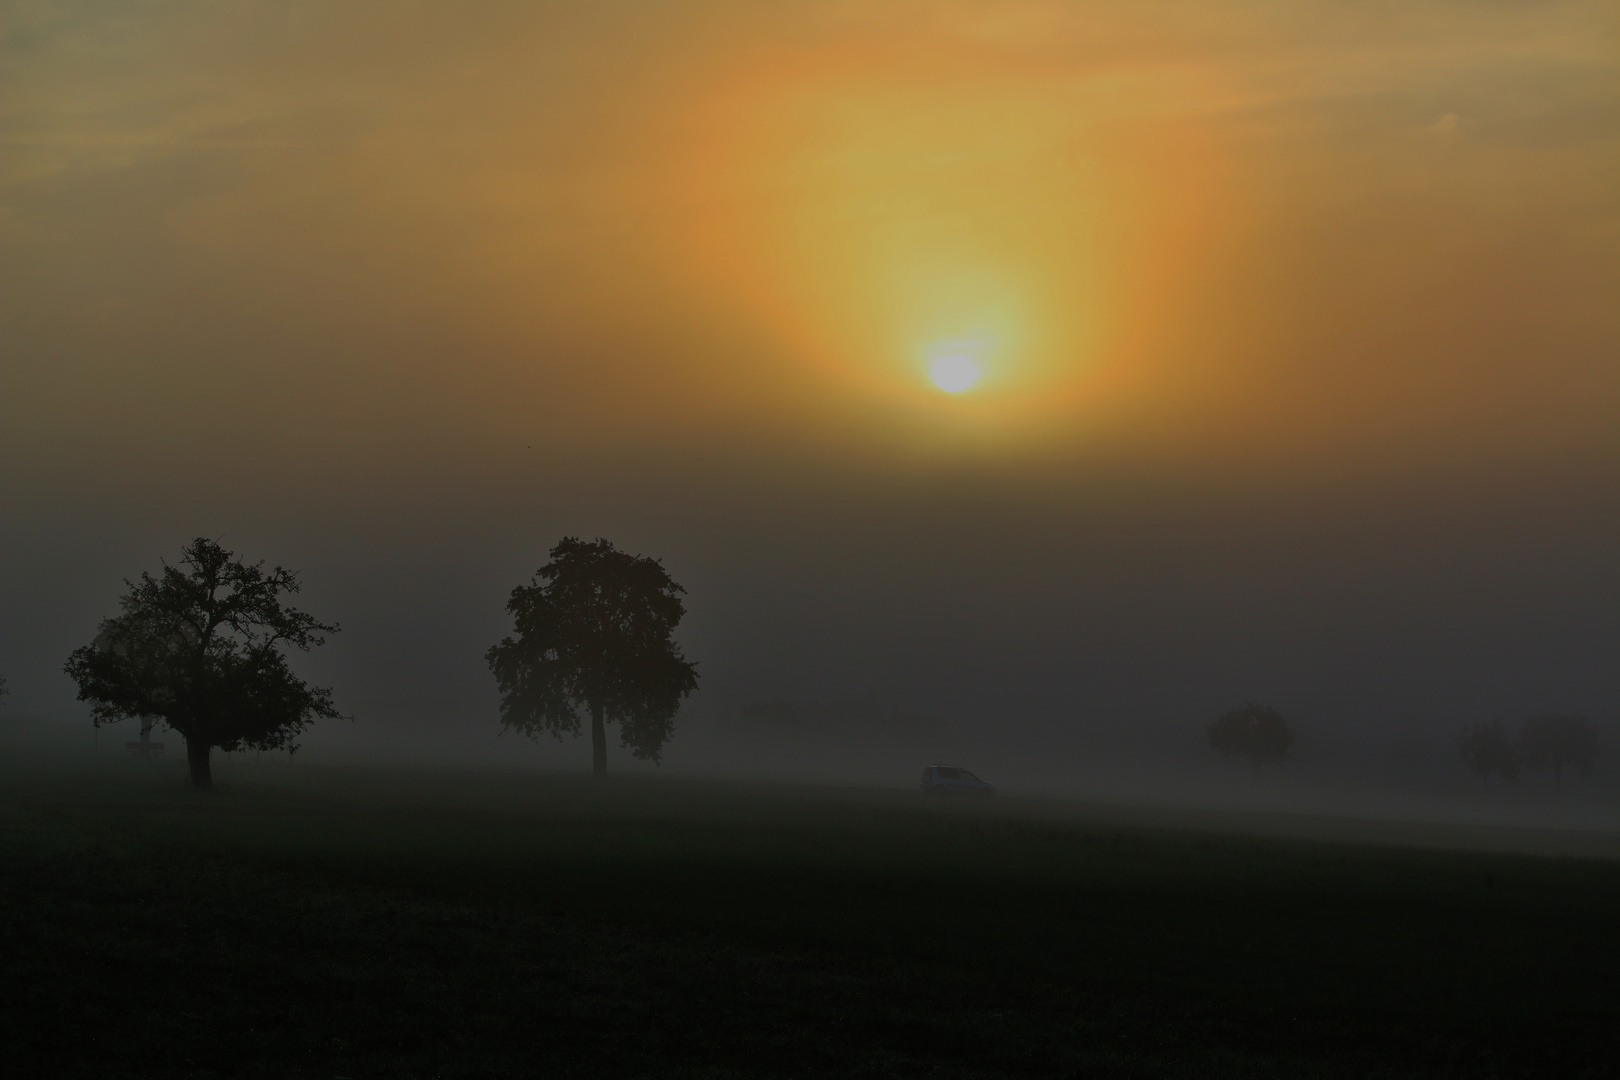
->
xmin=487 ymin=536 xmax=699 ymax=776
xmin=1207 ymin=703 xmax=1295 ymax=771
xmin=1456 ymin=714 xmax=1600 ymax=783
xmin=63 ymin=537 xmax=342 ymax=789
xmin=1514 ymin=714 xmax=1598 ymax=782
xmin=1458 ymin=719 xmax=1520 ymax=781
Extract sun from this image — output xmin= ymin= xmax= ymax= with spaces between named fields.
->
xmin=929 ymin=353 xmax=981 ymax=393
xmin=925 ymin=335 xmax=993 ymax=393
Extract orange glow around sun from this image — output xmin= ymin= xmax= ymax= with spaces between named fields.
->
xmin=10 ymin=2 xmax=1612 ymax=481
xmin=669 ymin=35 xmax=1237 ymax=439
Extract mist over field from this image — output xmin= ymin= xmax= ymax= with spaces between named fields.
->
xmin=4 ymin=454 xmax=1620 ymax=834
xmin=5 ymin=3 xmax=1617 ymax=793
xmin=5 ymin=4 xmax=1617 ymax=828
xmin=5 ymin=462 xmax=1619 ymax=834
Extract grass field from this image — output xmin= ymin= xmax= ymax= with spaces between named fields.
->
xmin=3 ymin=760 xmax=1618 ymax=1078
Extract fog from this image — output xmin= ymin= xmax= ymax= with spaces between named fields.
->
xmin=5 ymin=457 xmax=1618 ymax=834
xmin=3 ymin=0 xmax=1618 ymax=836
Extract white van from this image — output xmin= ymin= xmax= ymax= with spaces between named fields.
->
xmin=919 ymin=764 xmax=997 ymax=797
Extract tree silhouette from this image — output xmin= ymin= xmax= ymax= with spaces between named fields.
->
xmin=1516 ymin=714 xmax=1598 ymax=782
xmin=1207 ymin=703 xmax=1295 ymax=771
xmin=63 ymin=538 xmax=342 ymax=790
xmin=1458 ymin=719 xmax=1519 ymax=782
xmin=487 ymin=537 xmax=699 ymax=776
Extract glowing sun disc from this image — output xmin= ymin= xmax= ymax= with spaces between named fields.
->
xmin=929 ymin=353 xmax=982 ymax=393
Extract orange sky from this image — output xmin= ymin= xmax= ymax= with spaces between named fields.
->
xmin=3 ymin=0 xmax=1620 ymax=765
xmin=4 ymin=0 xmax=1616 ymax=495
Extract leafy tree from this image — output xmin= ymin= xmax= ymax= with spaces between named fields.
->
xmin=64 ymin=538 xmax=342 ymax=790
xmin=1458 ymin=719 xmax=1519 ymax=781
xmin=487 ymin=536 xmax=699 ymax=776
xmin=1207 ymin=703 xmax=1295 ymax=771
xmin=1516 ymin=714 xmax=1599 ymax=782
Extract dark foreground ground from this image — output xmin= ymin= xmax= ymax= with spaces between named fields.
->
xmin=3 ymin=761 xmax=1618 ymax=1078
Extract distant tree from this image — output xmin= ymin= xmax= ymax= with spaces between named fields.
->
xmin=63 ymin=538 xmax=342 ymax=790
xmin=487 ymin=537 xmax=699 ymax=777
xmin=1516 ymin=714 xmax=1599 ymax=782
xmin=1207 ymin=703 xmax=1295 ymax=771
xmin=1458 ymin=719 xmax=1519 ymax=782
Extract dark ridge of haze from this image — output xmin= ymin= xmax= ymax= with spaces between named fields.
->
xmin=4 ymin=453 xmax=1617 ymax=822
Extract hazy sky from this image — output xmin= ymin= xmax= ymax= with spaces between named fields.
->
xmin=3 ymin=1 xmax=1617 ymax=768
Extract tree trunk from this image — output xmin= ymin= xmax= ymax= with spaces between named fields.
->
xmin=591 ymin=701 xmax=607 ymax=778
xmin=187 ymin=736 xmax=212 ymax=791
